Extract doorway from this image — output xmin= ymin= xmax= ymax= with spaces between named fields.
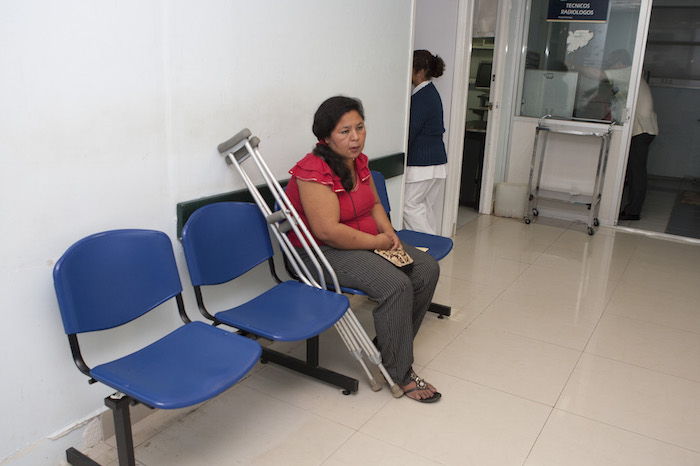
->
xmin=413 ymin=0 xmax=513 ymax=237
xmin=458 ymin=37 xmax=494 ymax=228
xmin=618 ymin=3 xmax=700 ymax=240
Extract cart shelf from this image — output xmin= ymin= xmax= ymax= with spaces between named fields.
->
xmin=535 ymin=189 xmax=597 ymax=206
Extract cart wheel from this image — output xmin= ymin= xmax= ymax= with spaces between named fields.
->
xmin=525 ymin=217 xmax=531 ymax=224
xmin=587 ymin=227 xmax=594 ymax=236
xmin=533 ymin=209 xmax=539 ymax=216
xmin=594 ymin=218 xmax=600 ymax=227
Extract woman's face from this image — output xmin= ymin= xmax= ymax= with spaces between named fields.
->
xmin=325 ymin=110 xmax=366 ymax=163
xmin=412 ymin=67 xmax=427 ymax=86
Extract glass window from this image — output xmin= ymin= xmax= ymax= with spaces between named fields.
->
xmin=519 ymin=0 xmax=642 ymax=124
xmin=645 ymin=6 xmax=700 ymax=81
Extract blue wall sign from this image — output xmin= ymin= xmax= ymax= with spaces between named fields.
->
xmin=547 ymin=0 xmax=609 ymax=23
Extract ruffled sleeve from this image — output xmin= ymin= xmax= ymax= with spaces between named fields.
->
xmin=289 ymin=153 xmax=345 ymax=193
xmin=356 ymin=153 xmax=371 ymax=184
xmin=289 ymin=152 xmax=372 ymax=192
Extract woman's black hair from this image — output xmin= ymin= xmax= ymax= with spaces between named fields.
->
xmin=413 ymin=50 xmax=446 ymax=79
xmin=311 ymin=96 xmax=365 ymax=192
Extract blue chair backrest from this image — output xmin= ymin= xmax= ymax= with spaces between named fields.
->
xmin=371 ymin=170 xmax=391 ymax=215
xmin=181 ymin=202 xmax=275 ymax=287
xmin=53 ymin=229 xmax=183 ymax=335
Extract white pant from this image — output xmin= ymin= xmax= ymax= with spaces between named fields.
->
xmin=403 ymin=178 xmax=445 ymax=235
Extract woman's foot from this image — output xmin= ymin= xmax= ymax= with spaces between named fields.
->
xmin=401 ymin=370 xmax=441 ymax=403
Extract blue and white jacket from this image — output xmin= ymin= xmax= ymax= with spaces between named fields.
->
xmin=407 ymin=81 xmax=448 ymax=167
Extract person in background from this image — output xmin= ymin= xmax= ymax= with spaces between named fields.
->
xmin=284 ymin=96 xmax=442 ymax=403
xmin=609 ymin=51 xmax=658 ymax=221
xmin=404 ymin=50 xmax=448 ymax=235
xmin=568 ymin=49 xmax=658 ymax=221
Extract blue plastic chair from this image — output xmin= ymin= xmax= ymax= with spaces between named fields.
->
xmin=371 ymin=170 xmax=453 ymax=317
xmin=53 ymin=229 xmax=262 ymax=466
xmin=181 ymin=202 xmax=358 ymax=394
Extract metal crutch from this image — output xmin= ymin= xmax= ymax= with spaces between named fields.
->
xmin=217 ymin=129 xmax=403 ymax=398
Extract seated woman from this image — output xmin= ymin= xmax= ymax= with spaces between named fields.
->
xmin=284 ymin=96 xmax=441 ymax=403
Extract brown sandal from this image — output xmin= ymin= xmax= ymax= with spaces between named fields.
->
xmin=403 ymin=371 xmax=441 ymax=403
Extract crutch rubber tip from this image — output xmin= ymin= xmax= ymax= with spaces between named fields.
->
xmin=391 ymin=384 xmax=404 ymax=398
xmin=369 ymin=378 xmax=383 ymax=392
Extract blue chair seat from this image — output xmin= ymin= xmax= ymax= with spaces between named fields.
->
xmin=371 ymin=170 xmax=454 ymax=262
xmin=339 ymin=285 xmax=366 ymax=296
xmin=91 ymin=321 xmax=261 ymax=409
xmin=395 ymin=229 xmax=453 ymax=261
xmin=214 ymin=281 xmax=349 ymax=341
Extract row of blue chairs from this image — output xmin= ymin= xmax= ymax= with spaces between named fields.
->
xmin=53 ymin=203 xmax=354 ymax=466
xmin=53 ymin=171 xmax=453 ymax=465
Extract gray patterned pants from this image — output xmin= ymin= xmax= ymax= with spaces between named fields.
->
xmin=298 ymin=243 xmax=439 ymax=386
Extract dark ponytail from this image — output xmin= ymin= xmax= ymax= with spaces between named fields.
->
xmin=311 ymin=96 xmax=365 ymax=192
xmin=413 ymin=50 xmax=445 ymax=79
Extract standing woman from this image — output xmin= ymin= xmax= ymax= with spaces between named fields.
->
xmin=403 ymin=50 xmax=448 ymax=235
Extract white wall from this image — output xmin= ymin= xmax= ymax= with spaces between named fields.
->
xmin=414 ymin=0 xmax=460 ymax=143
xmin=0 ymin=1 xmax=414 ymax=464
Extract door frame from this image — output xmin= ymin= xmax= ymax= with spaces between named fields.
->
xmin=478 ymin=0 xmax=527 ymax=216
xmin=611 ymin=0 xmax=654 ymax=225
xmin=441 ymin=0 xmax=523 ymax=236
xmin=441 ymin=0 xmax=475 ymax=237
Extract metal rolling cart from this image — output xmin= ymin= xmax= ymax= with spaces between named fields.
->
xmin=524 ymin=115 xmax=614 ymax=235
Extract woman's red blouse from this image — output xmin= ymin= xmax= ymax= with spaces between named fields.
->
xmin=286 ymin=152 xmax=379 ymax=247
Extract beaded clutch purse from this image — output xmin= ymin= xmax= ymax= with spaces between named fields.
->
xmin=373 ymin=247 xmax=414 ymax=267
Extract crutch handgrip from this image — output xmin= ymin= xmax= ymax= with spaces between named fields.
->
xmin=266 ymin=210 xmax=287 ymax=225
xmin=268 ymin=210 xmax=295 ymax=233
xmin=232 ymin=136 xmax=260 ymax=164
xmin=277 ymin=221 xmax=293 ymax=234
xmin=218 ymin=128 xmax=252 ymax=154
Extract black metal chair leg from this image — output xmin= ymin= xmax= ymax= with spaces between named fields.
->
xmin=307 ymin=336 xmax=320 ymax=367
xmin=261 ymin=346 xmax=359 ymax=394
xmin=428 ymin=301 xmax=451 ymax=318
xmin=104 ymin=394 xmax=136 ymax=466
xmin=66 ymin=447 xmax=101 ymax=466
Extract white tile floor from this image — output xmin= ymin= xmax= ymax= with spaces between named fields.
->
xmin=79 ymin=215 xmax=700 ymax=466
xmin=618 ymin=175 xmax=699 ymax=239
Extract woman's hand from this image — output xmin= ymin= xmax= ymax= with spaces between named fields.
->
xmin=374 ymin=232 xmax=395 ymax=250
xmin=383 ymin=230 xmax=401 ymax=251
